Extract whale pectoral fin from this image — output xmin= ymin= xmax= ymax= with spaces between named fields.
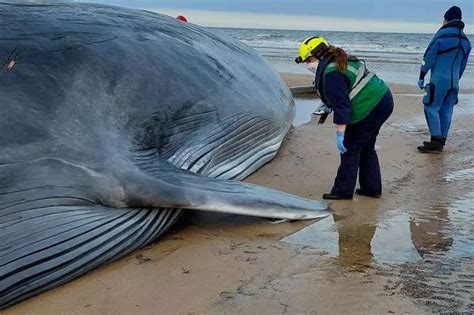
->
xmin=121 ymin=166 xmax=330 ymax=220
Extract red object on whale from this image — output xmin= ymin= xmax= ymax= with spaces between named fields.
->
xmin=176 ymin=15 xmax=188 ymax=22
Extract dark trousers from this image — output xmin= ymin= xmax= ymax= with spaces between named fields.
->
xmin=331 ymin=90 xmax=394 ymax=196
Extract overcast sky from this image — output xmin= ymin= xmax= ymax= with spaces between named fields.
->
xmin=85 ymin=1 xmax=474 ymax=33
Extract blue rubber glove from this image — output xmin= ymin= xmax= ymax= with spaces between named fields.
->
xmin=336 ymin=131 xmax=347 ymax=154
xmin=417 ymin=79 xmax=424 ymax=89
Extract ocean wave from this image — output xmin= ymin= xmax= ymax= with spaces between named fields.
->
xmin=240 ymin=39 xmax=428 ymax=55
xmin=210 ymin=27 xmax=474 ymax=87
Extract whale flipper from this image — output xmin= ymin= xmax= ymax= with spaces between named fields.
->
xmin=121 ymin=161 xmax=329 ymax=220
xmin=0 ymin=157 xmax=327 ymax=308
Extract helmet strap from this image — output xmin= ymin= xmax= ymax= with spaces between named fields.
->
xmin=311 ymin=44 xmax=329 ymax=59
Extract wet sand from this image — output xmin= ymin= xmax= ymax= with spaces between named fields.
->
xmin=5 ymin=75 xmax=473 ymax=314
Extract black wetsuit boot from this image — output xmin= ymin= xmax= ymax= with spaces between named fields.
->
xmin=418 ymin=136 xmax=444 ymax=153
xmin=423 ymin=137 xmax=447 ymax=146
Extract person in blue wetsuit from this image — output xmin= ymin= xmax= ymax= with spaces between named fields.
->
xmin=417 ymin=6 xmax=471 ymax=153
xmin=295 ymin=37 xmax=393 ymax=200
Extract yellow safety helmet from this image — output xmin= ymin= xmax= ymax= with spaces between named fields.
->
xmin=295 ymin=36 xmax=330 ymax=64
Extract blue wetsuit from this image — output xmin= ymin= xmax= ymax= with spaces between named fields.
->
xmin=420 ymin=20 xmax=471 ymax=139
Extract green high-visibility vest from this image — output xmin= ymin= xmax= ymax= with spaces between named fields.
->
xmin=322 ymin=59 xmax=388 ymax=124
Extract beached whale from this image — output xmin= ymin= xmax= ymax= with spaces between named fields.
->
xmin=0 ymin=2 xmax=328 ymax=308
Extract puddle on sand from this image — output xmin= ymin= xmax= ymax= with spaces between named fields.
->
xmin=444 ymin=192 xmax=474 ymax=258
xmin=282 ymin=213 xmax=421 ymax=267
xmin=293 ymin=98 xmax=322 ymax=127
xmin=444 ymin=167 xmax=474 ymax=182
xmin=371 ymin=212 xmax=421 ymax=263
xmin=395 ymin=193 xmax=474 ymax=313
xmin=281 ymin=192 xmax=473 ymax=267
xmin=282 ymin=215 xmax=339 ymax=256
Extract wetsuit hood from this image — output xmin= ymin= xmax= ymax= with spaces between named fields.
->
xmin=440 ymin=20 xmax=465 ymax=31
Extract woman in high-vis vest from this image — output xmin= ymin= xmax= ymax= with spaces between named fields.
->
xmin=295 ymin=36 xmax=394 ymax=200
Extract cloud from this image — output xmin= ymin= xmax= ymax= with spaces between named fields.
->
xmin=89 ymin=0 xmax=474 ymax=24
xmin=148 ymin=8 xmax=473 ymax=34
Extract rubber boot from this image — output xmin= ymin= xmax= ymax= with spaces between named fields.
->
xmin=424 ymin=137 xmax=447 ymax=146
xmin=418 ymin=136 xmax=444 ymax=153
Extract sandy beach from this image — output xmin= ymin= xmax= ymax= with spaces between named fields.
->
xmin=4 ymin=74 xmax=473 ymax=314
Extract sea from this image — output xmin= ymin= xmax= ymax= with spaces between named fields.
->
xmin=210 ymin=27 xmax=474 ymax=88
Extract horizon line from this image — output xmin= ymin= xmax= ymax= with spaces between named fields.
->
xmin=204 ymin=25 xmax=472 ymax=36
xmin=146 ymin=7 xmax=474 ymax=35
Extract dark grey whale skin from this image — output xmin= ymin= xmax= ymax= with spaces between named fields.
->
xmin=0 ymin=3 xmax=328 ymax=308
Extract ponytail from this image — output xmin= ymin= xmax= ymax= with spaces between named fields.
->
xmin=327 ymin=46 xmax=348 ymax=72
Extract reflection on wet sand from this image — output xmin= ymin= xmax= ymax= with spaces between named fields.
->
xmin=282 ymin=210 xmax=420 ymax=270
xmin=371 ymin=212 xmax=421 ymax=264
xmin=410 ymin=202 xmax=453 ymax=257
xmin=336 ymin=217 xmax=376 ymax=270
xmin=281 ymin=212 xmax=378 ymax=270
xmin=282 ymin=192 xmax=470 ymax=268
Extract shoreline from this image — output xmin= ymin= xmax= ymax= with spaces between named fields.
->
xmin=280 ymin=72 xmax=474 ymax=95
